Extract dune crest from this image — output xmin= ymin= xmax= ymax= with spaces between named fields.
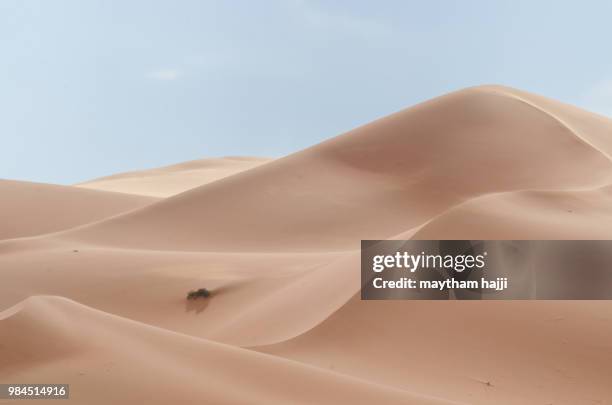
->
xmin=77 ymin=156 xmax=271 ymax=197
xmin=55 ymin=85 xmax=612 ymax=252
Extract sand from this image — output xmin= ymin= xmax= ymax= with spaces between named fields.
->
xmin=0 ymin=179 xmax=156 ymax=240
xmin=76 ymin=156 xmax=271 ymax=197
xmin=1 ymin=85 xmax=612 ymax=404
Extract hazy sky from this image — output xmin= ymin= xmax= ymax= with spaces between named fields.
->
xmin=2 ymin=0 xmax=612 ymax=184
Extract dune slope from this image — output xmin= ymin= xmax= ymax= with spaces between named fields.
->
xmin=0 ymin=179 xmax=157 ymax=241
xmin=259 ymin=296 xmax=612 ymax=405
xmin=414 ymin=183 xmax=612 ymax=239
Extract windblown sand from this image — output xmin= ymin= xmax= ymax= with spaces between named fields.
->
xmin=2 ymin=85 xmax=612 ymax=404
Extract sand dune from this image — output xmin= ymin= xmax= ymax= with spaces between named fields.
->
xmin=414 ymin=183 xmax=612 ymax=239
xmin=260 ymin=297 xmax=612 ymax=405
xmin=2 ymin=85 xmax=612 ymax=404
xmin=0 ymin=244 xmax=348 ymax=345
xmin=54 ymin=86 xmax=612 ymax=252
xmin=77 ymin=156 xmax=271 ymax=197
xmin=0 ymin=179 xmax=156 ymax=241
xmin=0 ymin=296 xmax=457 ymax=405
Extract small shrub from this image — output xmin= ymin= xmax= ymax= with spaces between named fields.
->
xmin=187 ymin=288 xmax=211 ymax=300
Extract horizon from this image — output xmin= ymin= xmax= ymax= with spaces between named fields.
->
xmin=3 ymin=0 xmax=612 ymax=184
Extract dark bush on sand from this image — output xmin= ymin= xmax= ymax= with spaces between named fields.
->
xmin=187 ymin=288 xmax=211 ymax=300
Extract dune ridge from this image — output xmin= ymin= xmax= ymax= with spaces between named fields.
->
xmin=0 ymin=179 xmax=157 ymax=241
xmin=0 ymin=296 xmax=459 ymax=405
xmin=77 ymin=156 xmax=272 ymax=197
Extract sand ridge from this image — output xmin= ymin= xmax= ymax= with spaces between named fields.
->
xmin=0 ymin=179 xmax=157 ymax=241
xmin=77 ymin=156 xmax=272 ymax=197
xmin=0 ymin=296 xmax=461 ymax=405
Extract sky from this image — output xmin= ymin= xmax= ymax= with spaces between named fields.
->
xmin=2 ymin=0 xmax=612 ymax=184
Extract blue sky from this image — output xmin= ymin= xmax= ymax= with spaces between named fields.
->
xmin=2 ymin=0 xmax=612 ymax=184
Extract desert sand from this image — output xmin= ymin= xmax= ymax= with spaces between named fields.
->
xmin=77 ymin=156 xmax=271 ymax=197
xmin=0 ymin=179 xmax=157 ymax=240
xmin=1 ymin=85 xmax=612 ymax=404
